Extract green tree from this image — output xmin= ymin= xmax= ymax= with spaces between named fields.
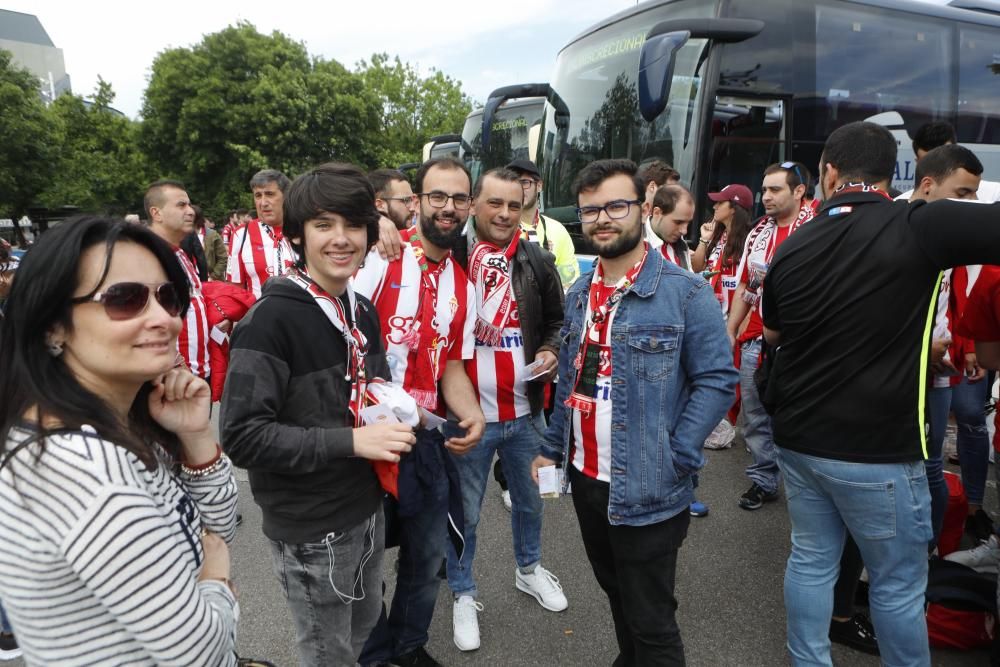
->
xmin=38 ymin=79 xmax=150 ymax=215
xmin=355 ymin=53 xmax=474 ymax=167
xmin=0 ymin=50 xmax=59 ymax=221
xmin=140 ymin=22 xmax=382 ymax=217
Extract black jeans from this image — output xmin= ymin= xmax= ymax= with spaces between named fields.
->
xmin=569 ymin=466 xmax=690 ymax=667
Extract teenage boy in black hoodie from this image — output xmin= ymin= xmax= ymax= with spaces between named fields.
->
xmin=222 ymin=163 xmax=417 ymax=667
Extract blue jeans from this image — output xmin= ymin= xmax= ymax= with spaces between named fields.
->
xmin=447 ymin=412 xmax=545 ymax=598
xmin=361 ymin=432 xmax=450 ymax=662
xmin=0 ymin=601 xmax=11 ymax=634
xmin=926 ymin=386 xmax=953 ymax=542
xmin=269 ymin=509 xmax=385 ymax=667
xmin=776 ymin=447 xmax=932 ymax=667
xmin=741 ymin=340 xmax=780 ymax=494
xmin=953 ymin=377 xmax=991 ymax=506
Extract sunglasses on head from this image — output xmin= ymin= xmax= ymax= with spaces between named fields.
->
xmin=72 ymin=282 xmax=182 ymax=321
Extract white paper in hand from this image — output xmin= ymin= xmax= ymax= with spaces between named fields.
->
xmin=419 ymin=407 xmax=447 ymax=431
xmin=209 ymin=325 xmax=228 ymax=346
xmin=537 ymin=465 xmax=560 ymax=498
xmin=360 ymin=404 xmax=400 ymax=426
xmin=523 ymin=358 xmax=549 ymax=382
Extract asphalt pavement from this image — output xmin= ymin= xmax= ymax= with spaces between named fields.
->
xmin=4 ymin=428 xmax=989 ymax=667
xmin=223 ymin=432 xmax=990 ymax=667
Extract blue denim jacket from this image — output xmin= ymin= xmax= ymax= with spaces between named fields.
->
xmin=543 ymin=250 xmax=737 ymax=526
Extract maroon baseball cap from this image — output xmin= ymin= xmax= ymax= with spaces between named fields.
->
xmin=708 ymin=184 xmax=753 ymax=210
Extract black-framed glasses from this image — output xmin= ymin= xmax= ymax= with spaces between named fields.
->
xmin=518 ymin=178 xmax=539 ymax=189
xmin=576 ymin=199 xmax=642 ymax=224
xmin=71 ymin=282 xmax=182 ymax=320
xmin=417 ymin=191 xmax=472 ymax=210
xmin=780 ymin=161 xmax=807 ymax=187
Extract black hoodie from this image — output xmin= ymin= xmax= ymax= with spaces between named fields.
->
xmin=220 ymin=276 xmax=389 ymax=543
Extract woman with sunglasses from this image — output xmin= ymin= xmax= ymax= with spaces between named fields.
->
xmin=0 ymin=217 xmax=239 ymax=665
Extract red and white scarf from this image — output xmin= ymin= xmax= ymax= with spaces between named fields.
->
xmin=469 ymin=233 xmax=520 ymax=346
xmin=398 ymin=235 xmax=452 ymax=410
xmin=287 ymin=269 xmax=370 ymax=426
xmin=565 ymin=245 xmax=649 ymax=417
xmin=741 ymin=204 xmax=814 ymax=307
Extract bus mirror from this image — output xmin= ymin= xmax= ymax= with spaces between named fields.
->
xmin=639 ymin=30 xmax=690 ymax=122
xmin=481 ymin=83 xmax=551 ymax=153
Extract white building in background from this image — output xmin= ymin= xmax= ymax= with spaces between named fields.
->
xmin=0 ymin=9 xmax=70 ymax=103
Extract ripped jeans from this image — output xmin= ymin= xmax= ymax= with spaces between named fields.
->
xmin=269 ymin=508 xmax=385 ymax=667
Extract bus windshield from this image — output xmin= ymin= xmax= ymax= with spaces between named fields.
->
xmin=540 ymin=0 xmax=714 ymax=224
xmin=462 ymin=99 xmax=545 ymax=185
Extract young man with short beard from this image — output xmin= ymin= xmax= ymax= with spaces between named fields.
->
xmin=534 ymin=159 xmax=736 ymax=665
xmin=354 ymin=157 xmax=485 ymax=667
xmin=222 ymin=164 xmax=419 ymax=667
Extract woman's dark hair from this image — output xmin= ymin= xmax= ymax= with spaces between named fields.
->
xmin=0 ymin=216 xmax=191 ymax=471
xmin=710 ymin=199 xmax=752 ymax=268
xmin=283 ymin=163 xmax=380 ymax=267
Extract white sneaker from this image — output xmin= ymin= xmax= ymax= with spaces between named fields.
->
xmin=453 ymin=595 xmax=483 ymax=651
xmin=703 ymin=419 xmax=735 ymax=450
xmin=502 ymin=490 xmax=512 ymax=512
xmin=515 ymin=564 xmax=568 ymax=612
xmin=945 ymin=534 xmax=1000 ymax=574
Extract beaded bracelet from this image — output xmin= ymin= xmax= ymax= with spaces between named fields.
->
xmin=181 ymin=445 xmax=227 ymax=477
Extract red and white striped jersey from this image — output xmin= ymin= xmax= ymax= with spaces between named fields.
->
xmin=352 ymin=245 xmax=475 ymax=410
xmin=570 ymin=281 xmax=617 ymax=482
xmin=226 ymin=219 xmax=295 ymax=298
xmin=173 ymin=247 xmax=211 ymax=379
xmin=221 ymin=221 xmax=241 ymax=248
xmin=661 ymin=243 xmax=683 ymax=267
xmin=466 ymin=301 xmax=532 ymax=423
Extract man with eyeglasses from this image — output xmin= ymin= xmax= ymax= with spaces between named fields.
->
xmin=144 ymin=179 xmax=212 ymax=382
xmin=532 ymin=158 xmax=735 ymax=665
xmin=445 ymin=167 xmax=567 ymax=652
xmin=506 ymin=159 xmax=580 ymax=289
xmin=726 ymin=161 xmax=814 ymax=511
xmin=369 ymin=168 xmax=419 ymax=235
xmin=356 ymin=156 xmax=485 ymax=667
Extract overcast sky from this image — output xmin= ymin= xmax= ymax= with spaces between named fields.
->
xmin=10 ymin=0 xmax=641 ymax=118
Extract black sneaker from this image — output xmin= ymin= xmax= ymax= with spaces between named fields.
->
xmin=0 ymin=631 xmax=22 ymax=660
xmin=235 ymin=512 xmax=244 ymax=528
xmin=738 ymin=483 xmax=779 ymax=510
xmin=391 ymin=646 xmax=443 ymax=667
xmin=829 ymin=613 xmax=879 ymax=656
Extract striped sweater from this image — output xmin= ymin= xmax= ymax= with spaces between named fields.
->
xmin=0 ymin=427 xmax=239 ymax=666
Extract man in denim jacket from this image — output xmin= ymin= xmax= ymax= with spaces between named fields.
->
xmin=533 ymin=159 xmax=737 ymax=666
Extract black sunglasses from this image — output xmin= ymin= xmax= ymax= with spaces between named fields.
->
xmin=72 ymin=282 xmax=182 ymax=321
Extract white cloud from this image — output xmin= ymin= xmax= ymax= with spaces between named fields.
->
xmin=10 ymin=0 xmax=630 ymax=117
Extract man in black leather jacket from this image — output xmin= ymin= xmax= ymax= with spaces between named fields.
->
xmin=445 ymin=167 xmax=568 ymax=653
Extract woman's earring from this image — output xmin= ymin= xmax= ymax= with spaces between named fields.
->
xmin=46 ymin=339 xmax=64 ymax=357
